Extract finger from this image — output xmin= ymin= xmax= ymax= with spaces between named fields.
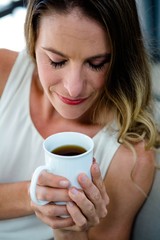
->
xmin=37 ymin=170 xmax=70 ymax=188
xmin=32 ymin=202 xmax=74 ymax=229
xmin=68 ymin=188 xmax=99 ymax=226
xmin=35 ymin=210 xmax=74 ymax=229
xmin=91 ymin=161 xmax=110 ymax=206
xmin=77 ymin=173 xmax=108 ymax=218
xmin=66 ymin=201 xmax=88 ymax=231
xmin=36 ymin=186 xmax=71 ymax=203
xmin=31 ymin=201 xmax=69 ymax=217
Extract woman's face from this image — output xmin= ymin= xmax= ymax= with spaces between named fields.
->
xmin=35 ymin=9 xmax=111 ymax=120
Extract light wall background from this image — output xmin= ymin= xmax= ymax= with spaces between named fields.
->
xmin=0 ymin=6 xmax=26 ymax=51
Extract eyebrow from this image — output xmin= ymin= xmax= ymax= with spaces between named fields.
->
xmin=42 ymin=46 xmax=111 ymax=61
xmin=88 ymin=53 xmax=111 ymax=62
xmin=42 ymin=47 xmax=66 ymax=57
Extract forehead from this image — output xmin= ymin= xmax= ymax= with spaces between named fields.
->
xmin=36 ymin=9 xmax=111 ymax=56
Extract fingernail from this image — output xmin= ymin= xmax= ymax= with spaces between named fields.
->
xmin=81 ymin=173 xmax=88 ymax=183
xmin=70 ymin=188 xmax=78 ymax=195
xmin=59 ymin=180 xmax=70 ymax=187
xmin=93 ymin=158 xmax=96 ymax=164
xmin=67 ymin=201 xmax=74 ymax=207
xmin=93 ymin=162 xmax=100 ymax=172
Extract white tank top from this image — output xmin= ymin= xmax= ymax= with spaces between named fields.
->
xmin=0 ymin=50 xmax=120 ymax=239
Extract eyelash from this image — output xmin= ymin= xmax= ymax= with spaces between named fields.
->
xmin=49 ymin=59 xmax=66 ymax=69
xmin=49 ymin=59 xmax=107 ymax=71
xmin=88 ymin=62 xmax=107 ymax=71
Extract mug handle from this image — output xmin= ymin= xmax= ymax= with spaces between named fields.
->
xmin=30 ymin=165 xmax=49 ymax=206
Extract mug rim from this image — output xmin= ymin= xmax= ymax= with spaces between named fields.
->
xmin=43 ymin=131 xmax=94 ymax=159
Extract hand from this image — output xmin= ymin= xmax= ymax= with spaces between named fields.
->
xmin=65 ymin=160 xmax=109 ymax=231
xmin=30 ymin=171 xmax=75 ymax=228
xmin=30 ymin=160 xmax=109 ymax=232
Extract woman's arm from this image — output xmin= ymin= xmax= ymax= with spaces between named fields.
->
xmin=0 ymin=49 xmax=18 ymax=96
xmin=0 ymin=181 xmax=33 ymax=219
xmin=0 ymin=174 xmax=76 ymax=220
xmin=54 ymin=230 xmax=88 ymax=240
xmin=88 ymin=141 xmax=155 ymax=240
xmin=0 ymin=49 xmax=33 ymax=219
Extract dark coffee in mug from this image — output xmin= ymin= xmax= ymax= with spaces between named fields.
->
xmin=51 ymin=145 xmax=86 ymax=156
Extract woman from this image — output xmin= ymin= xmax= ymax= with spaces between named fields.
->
xmin=0 ymin=0 xmax=157 ymax=239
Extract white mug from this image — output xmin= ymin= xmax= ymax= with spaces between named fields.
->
xmin=30 ymin=132 xmax=94 ymax=205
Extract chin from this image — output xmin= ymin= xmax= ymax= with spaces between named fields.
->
xmin=54 ymin=103 xmax=92 ymax=120
xmin=57 ymin=108 xmax=86 ymax=120
xmin=60 ymin=112 xmax=83 ymax=120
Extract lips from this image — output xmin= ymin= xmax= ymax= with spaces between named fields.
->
xmin=57 ymin=94 xmax=88 ymax=105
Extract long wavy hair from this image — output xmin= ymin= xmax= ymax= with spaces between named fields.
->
xmin=24 ymin=0 xmax=157 ymax=149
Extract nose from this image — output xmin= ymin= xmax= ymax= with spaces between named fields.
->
xmin=63 ymin=64 xmax=85 ymax=97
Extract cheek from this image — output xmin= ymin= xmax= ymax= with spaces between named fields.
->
xmin=88 ymin=63 xmax=110 ymax=90
xmin=92 ymin=73 xmax=106 ymax=90
xmin=37 ymin=61 xmax=60 ymax=87
xmin=35 ymin=52 xmax=59 ymax=86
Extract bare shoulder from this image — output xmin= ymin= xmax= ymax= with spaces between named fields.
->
xmin=89 ymin=141 xmax=155 ymax=239
xmin=106 ymin=141 xmax=155 ymax=206
xmin=111 ymin=141 xmax=155 ymax=191
xmin=0 ymin=49 xmax=18 ymax=96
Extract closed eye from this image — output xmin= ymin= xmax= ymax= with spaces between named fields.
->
xmin=49 ymin=59 xmax=67 ymax=69
xmin=88 ymin=60 xmax=109 ymax=71
xmin=87 ymin=54 xmax=111 ymax=71
xmin=49 ymin=53 xmax=111 ymax=71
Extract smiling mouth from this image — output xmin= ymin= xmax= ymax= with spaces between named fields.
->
xmin=57 ymin=94 xmax=88 ymax=105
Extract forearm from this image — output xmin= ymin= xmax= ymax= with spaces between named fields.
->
xmin=0 ymin=181 xmax=34 ymax=219
xmin=54 ymin=229 xmax=88 ymax=240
